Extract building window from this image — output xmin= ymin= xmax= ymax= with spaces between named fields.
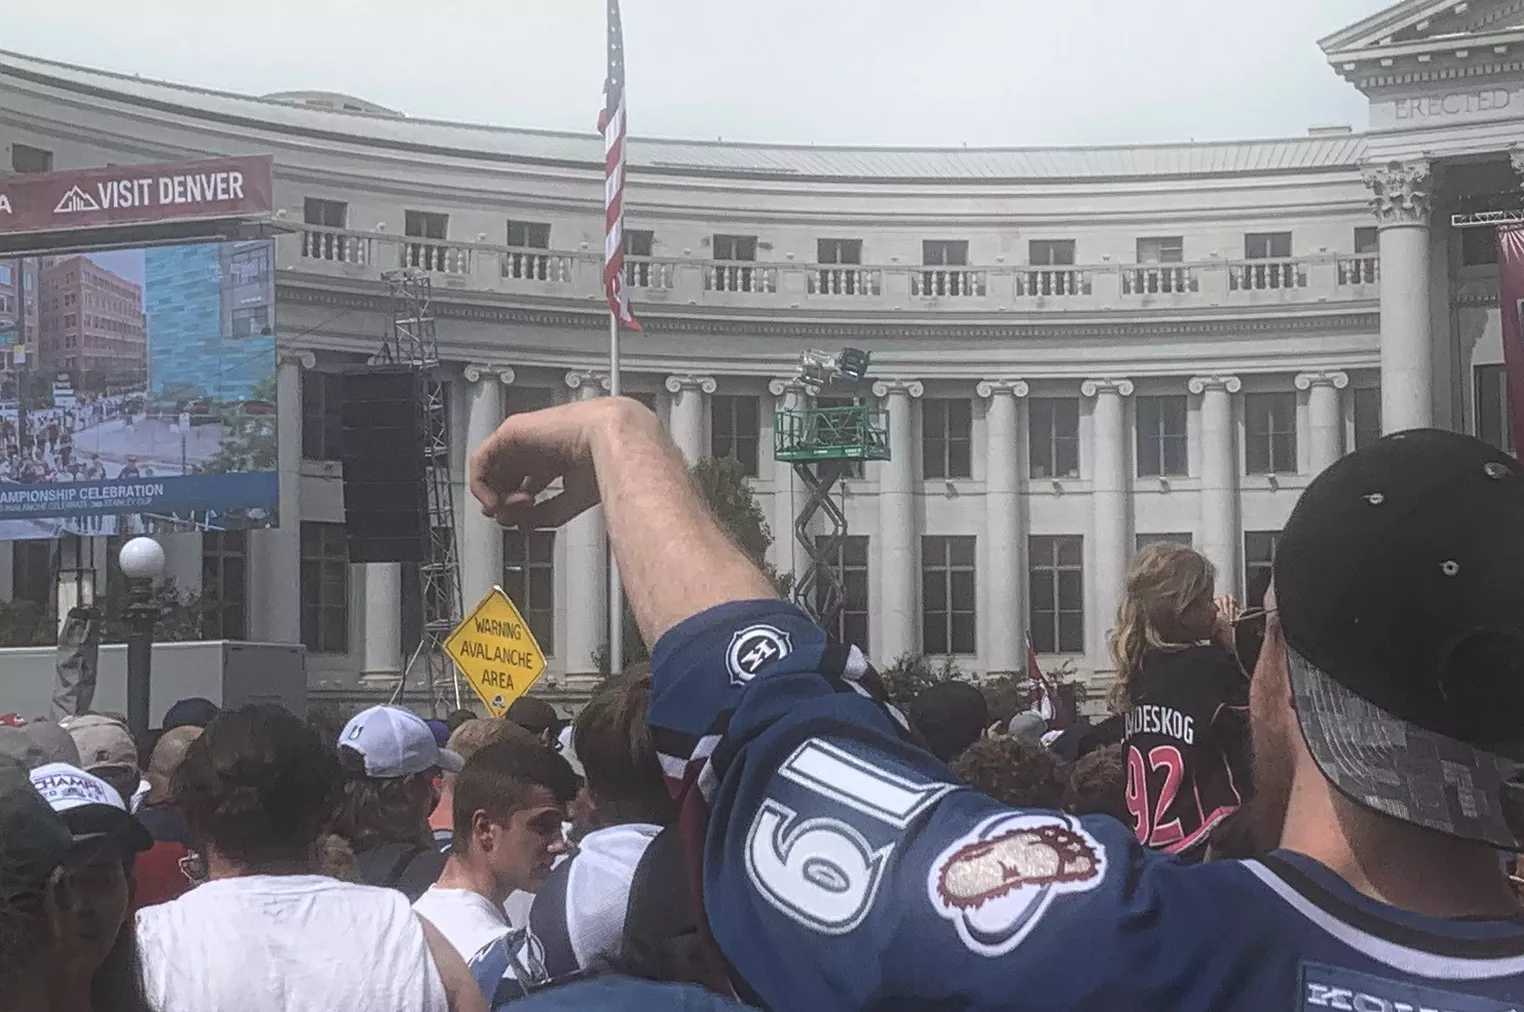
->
xmin=1354 ymin=227 xmax=1379 ymax=255
xmin=506 ymin=221 xmax=551 ymax=249
xmin=1135 ymin=236 xmax=1184 ymax=263
xmin=1244 ymin=531 xmax=1281 ymax=609
xmin=1029 ymin=535 xmax=1083 ymax=654
xmin=503 ymin=529 xmax=555 ymax=655
xmin=1029 ymin=398 xmax=1080 ymax=479
xmin=1476 ymin=364 xmax=1514 ymax=454
xmin=922 ymin=536 xmax=976 ymax=655
xmin=710 ymin=394 xmax=761 ymax=475
xmin=11 ymin=144 xmax=52 ymax=174
xmin=201 ymin=531 xmax=248 ymax=640
xmin=12 ymin=540 xmax=51 ymax=608
xmin=1353 ymin=386 xmax=1382 ymax=451
xmin=921 ymin=398 xmax=972 ymax=479
xmin=303 ymin=198 xmax=347 ymax=228
xmin=922 ymin=240 xmax=968 ymax=266
xmin=1136 ymin=532 xmax=1191 ymax=552
xmin=817 ymin=239 xmax=862 ymax=264
xmin=624 ymin=230 xmax=654 ymax=256
xmin=231 ymin=306 xmax=270 ymax=339
xmin=1244 ymin=392 xmax=1296 ymax=474
xmin=1136 ymin=395 xmax=1188 ymax=477
xmin=301 ymin=371 xmax=345 ymax=462
xmin=1244 ymin=232 xmax=1292 ymax=259
xmin=1029 ymin=240 xmax=1076 ymax=266
xmin=404 ymin=210 xmax=449 ymax=240
xmin=814 ymin=535 xmax=869 ymax=649
xmin=507 ymin=386 xmax=555 ymax=417
xmin=712 ymin=235 xmax=757 ymax=262
xmin=1462 ymin=227 xmax=1500 ymax=267
xmin=300 ymin=522 xmax=349 ymax=654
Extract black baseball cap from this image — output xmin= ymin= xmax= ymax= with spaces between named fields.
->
xmin=1275 ymin=429 xmax=1524 ymax=849
xmin=908 ymin=682 xmax=989 ymax=763
xmin=507 ymin=697 xmax=564 ymax=738
xmin=0 ymin=758 xmax=79 ymax=899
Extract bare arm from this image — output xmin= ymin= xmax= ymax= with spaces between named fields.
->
xmin=417 ymin=914 xmax=488 ymax=1012
xmin=468 ymin=397 xmax=775 ymax=645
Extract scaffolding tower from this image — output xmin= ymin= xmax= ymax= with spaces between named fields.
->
xmin=774 ymin=399 xmax=890 ymax=634
xmin=379 ymin=269 xmax=463 ymax=714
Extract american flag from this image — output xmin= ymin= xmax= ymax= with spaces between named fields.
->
xmin=599 ymin=0 xmax=641 ymax=331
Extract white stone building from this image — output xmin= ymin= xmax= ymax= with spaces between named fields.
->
xmin=0 ymin=0 xmax=1520 ymax=708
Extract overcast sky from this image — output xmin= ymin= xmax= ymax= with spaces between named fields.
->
xmin=5 ymin=0 xmax=1384 ymax=147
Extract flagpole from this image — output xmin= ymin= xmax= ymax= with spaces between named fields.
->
xmin=608 ymin=311 xmax=623 ymax=676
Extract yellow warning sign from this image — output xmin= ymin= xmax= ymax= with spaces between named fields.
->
xmin=443 ymin=587 xmax=547 ymax=718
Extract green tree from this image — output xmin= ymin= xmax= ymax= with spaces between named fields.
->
xmin=202 ymin=375 xmax=278 ymax=475
xmin=877 ymin=653 xmax=966 ymax=712
xmin=596 ymin=455 xmax=792 ymax=673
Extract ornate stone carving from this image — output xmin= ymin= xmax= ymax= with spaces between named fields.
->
xmin=1294 ymin=370 xmax=1350 ymax=391
xmin=1362 ymin=158 xmax=1432 ymax=227
xmin=976 ymin=379 xmax=1030 ymax=399
xmin=1080 ymin=378 xmax=1134 ymax=398
xmin=277 ymin=349 xmax=316 ymax=370
xmin=767 ymin=377 xmax=806 ymax=398
xmin=463 ymin=364 xmax=516 ymax=385
xmin=1187 ymin=375 xmax=1243 ymax=396
xmin=870 ymin=379 xmax=925 ymax=399
xmin=663 ymin=375 xmax=718 ymax=395
xmin=1511 ymin=146 xmax=1524 ymax=187
xmin=564 ymin=370 xmax=610 ymax=392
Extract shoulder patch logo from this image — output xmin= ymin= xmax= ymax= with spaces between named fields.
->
xmin=928 ymin=813 xmax=1106 ymax=957
xmin=726 ymin=624 xmax=793 ymax=684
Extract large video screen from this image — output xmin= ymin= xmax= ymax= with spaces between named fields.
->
xmin=0 ymin=239 xmax=278 ymax=539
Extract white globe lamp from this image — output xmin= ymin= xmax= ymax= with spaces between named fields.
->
xmin=118 ymin=536 xmax=166 ymax=580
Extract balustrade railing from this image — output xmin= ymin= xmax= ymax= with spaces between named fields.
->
xmin=912 ymin=269 xmax=986 ymax=297
xmin=624 ymin=257 xmax=676 ymax=289
xmin=403 ymin=239 xmax=472 ymax=275
xmin=705 ymin=263 xmax=778 ymax=293
xmin=501 ymin=250 xmax=574 ymax=283
xmin=1017 ymin=268 xmax=1091 ymax=297
xmin=1337 ymin=255 xmax=1379 ymax=286
xmin=1228 ymin=258 xmax=1306 ymax=291
xmin=301 ymin=227 xmax=369 ymax=265
xmin=1121 ymin=265 xmax=1197 ymax=295
xmin=808 ymin=267 xmax=881 ymax=296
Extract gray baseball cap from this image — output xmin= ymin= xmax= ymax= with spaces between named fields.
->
xmin=0 ymin=721 xmax=82 ymax=770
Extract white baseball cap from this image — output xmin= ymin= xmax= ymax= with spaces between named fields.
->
xmin=29 ymin=762 xmax=153 ymax=852
xmin=339 ymin=706 xmax=464 ymax=778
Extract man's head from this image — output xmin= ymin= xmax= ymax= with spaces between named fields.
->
xmin=1250 ymin=430 xmax=1524 ymax=852
xmin=162 ymin=697 xmax=219 ymax=732
xmin=951 ymin=735 xmax=1066 ymax=810
xmin=908 ymin=682 xmax=989 ymax=763
xmin=573 ymin=671 xmax=675 ymax=828
xmin=63 ymin=715 xmax=141 ymax=806
xmin=174 ymin=705 xmax=341 ymax=868
xmin=336 ymin=705 xmax=464 ymax=849
xmin=144 ymin=726 xmax=202 ymax=807
xmin=0 ymin=720 xmax=81 ymax=771
xmin=1062 ymin=744 xmax=1130 ymax=824
xmin=450 ymin=738 xmax=579 ymax=895
xmin=507 ymin=696 xmax=565 ymax=747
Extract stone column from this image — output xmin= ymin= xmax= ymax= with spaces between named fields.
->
xmin=1296 ymin=371 xmax=1349 ymax=476
xmin=359 ymin=563 xmax=402 ymax=685
xmin=768 ymin=377 xmax=809 ymax=583
xmin=1189 ymin=375 xmax=1242 ymax=599
xmin=665 ymin=375 xmax=716 ymax=464
xmin=1363 ymin=158 xmax=1433 ymax=434
xmin=977 ymin=379 xmax=1028 ymax=674
xmin=871 ymin=379 xmax=923 ymax=662
xmin=562 ymin=371 xmax=609 ymax=676
xmin=250 ymin=349 xmax=311 ymax=645
xmin=1081 ymin=378 xmax=1133 ymax=665
xmin=460 ymin=364 xmax=515 ymax=609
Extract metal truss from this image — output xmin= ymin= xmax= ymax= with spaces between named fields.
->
xmin=1451 ymin=209 xmax=1524 ymax=228
xmin=792 ymin=460 xmax=850 ymax=637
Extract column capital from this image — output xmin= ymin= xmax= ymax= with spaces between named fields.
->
xmin=564 ymin=370 xmax=610 ymax=392
xmin=1294 ymin=370 xmax=1350 ymax=392
xmin=278 ymin=348 xmax=316 ymax=370
xmin=1362 ymin=158 xmax=1432 ymax=227
xmin=664 ymin=374 xmax=717 ymax=395
xmin=1081 ymin=377 xmax=1134 ymax=398
xmin=976 ymin=378 xmax=1030 ymax=399
xmin=1511 ymin=145 xmax=1524 ymax=183
xmin=463 ymin=363 xmax=516 ymax=385
xmin=870 ymin=379 xmax=924 ymax=398
xmin=1188 ymin=375 xmax=1242 ymax=395
xmin=767 ymin=376 xmax=807 ymax=398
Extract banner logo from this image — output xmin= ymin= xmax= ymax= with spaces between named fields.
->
xmin=53 ymin=186 xmax=101 ymax=214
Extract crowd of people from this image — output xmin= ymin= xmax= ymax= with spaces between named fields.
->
xmin=3 ymin=395 xmax=1524 ymax=1009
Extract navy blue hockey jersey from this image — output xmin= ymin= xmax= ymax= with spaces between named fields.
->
xmin=647 ymin=600 xmax=1524 ymax=1011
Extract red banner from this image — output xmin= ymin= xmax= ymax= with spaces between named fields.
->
xmin=1498 ymin=224 xmax=1524 ymax=456
xmin=0 ymin=155 xmax=272 ymax=235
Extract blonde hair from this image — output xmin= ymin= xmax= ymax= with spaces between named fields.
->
xmin=1107 ymin=542 xmax=1227 ymax=714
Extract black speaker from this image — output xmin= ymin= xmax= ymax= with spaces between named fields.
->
xmin=340 ymin=367 xmax=429 ymax=563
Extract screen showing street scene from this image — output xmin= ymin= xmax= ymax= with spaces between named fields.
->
xmin=0 ymin=239 xmax=277 ymax=539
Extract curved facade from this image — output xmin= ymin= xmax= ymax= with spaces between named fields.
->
xmin=1 ymin=0 xmax=1519 ymax=707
